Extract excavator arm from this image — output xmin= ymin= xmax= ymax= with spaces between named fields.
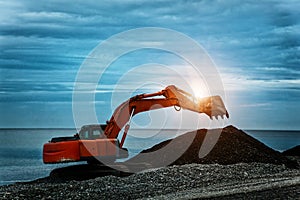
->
xmin=104 ymin=85 xmax=229 ymax=145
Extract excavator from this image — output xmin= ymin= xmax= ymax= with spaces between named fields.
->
xmin=43 ymin=85 xmax=229 ymax=164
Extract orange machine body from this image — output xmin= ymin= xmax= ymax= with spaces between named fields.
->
xmin=43 ymin=139 xmax=118 ymax=163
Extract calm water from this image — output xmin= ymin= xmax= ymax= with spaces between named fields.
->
xmin=0 ymin=128 xmax=299 ymax=186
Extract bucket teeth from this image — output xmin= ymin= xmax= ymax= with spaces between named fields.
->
xmin=203 ymin=95 xmax=229 ymax=120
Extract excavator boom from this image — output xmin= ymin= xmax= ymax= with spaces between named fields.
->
xmin=104 ymin=85 xmax=229 ymax=140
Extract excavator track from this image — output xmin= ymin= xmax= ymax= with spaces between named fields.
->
xmin=49 ymin=162 xmax=153 ymax=181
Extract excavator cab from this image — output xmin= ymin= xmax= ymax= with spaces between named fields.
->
xmin=78 ymin=124 xmax=107 ymax=140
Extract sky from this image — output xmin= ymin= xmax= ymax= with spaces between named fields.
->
xmin=0 ymin=0 xmax=299 ymax=130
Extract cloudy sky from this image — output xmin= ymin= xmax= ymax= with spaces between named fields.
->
xmin=0 ymin=0 xmax=299 ymax=130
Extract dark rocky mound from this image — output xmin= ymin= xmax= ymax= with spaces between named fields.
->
xmin=126 ymin=125 xmax=298 ymax=168
xmin=282 ymin=145 xmax=300 ymax=156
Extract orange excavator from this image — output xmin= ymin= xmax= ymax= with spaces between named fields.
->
xmin=43 ymin=85 xmax=229 ymax=164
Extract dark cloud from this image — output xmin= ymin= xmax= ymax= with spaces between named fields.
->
xmin=0 ymin=0 xmax=299 ymax=128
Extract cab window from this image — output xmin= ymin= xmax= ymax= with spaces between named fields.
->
xmin=92 ymin=129 xmax=101 ymax=137
xmin=79 ymin=129 xmax=89 ymax=139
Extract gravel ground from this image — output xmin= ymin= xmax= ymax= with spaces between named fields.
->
xmin=1 ymin=126 xmax=299 ymax=199
xmin=1 ymin=163 xmax=299 ymax=199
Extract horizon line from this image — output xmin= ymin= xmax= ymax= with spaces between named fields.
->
xmin=0 ymin=127 xmax=299 ymax=132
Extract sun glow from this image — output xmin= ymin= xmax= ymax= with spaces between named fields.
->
xmin=189 ymin=79 xmax=210 ymax=99
xmin=192 ymin=88 xmax=204 ymax=99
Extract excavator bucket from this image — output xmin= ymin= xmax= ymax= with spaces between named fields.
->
xmin=199 ymin=95 xmax=229 ymax=119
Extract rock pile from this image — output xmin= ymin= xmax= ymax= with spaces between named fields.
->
xmin=127 ymin=125 xmax=298 ymax=168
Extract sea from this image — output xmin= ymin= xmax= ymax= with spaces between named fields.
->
xmin=0 ymin=128 xmax=299 ymax=186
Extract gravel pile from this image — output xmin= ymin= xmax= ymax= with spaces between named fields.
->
xmin=1 ymin=163 xmax=299 ymax=199
xmin=127 ymin=126 xmax=298 ymax=168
